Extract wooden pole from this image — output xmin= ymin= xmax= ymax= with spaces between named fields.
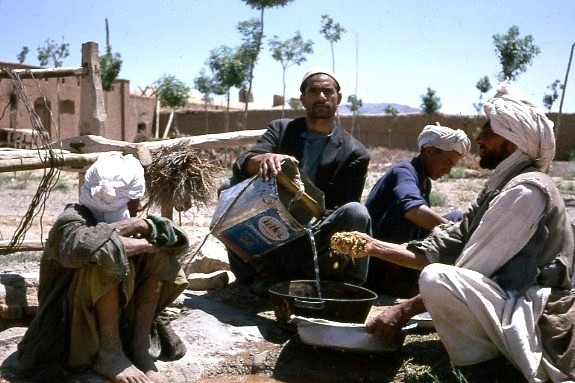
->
xmin=162 ymin=110 xmax=175 ymax=139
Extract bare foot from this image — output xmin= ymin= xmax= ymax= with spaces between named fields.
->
xmin=131 ymin=348 xmax=169 ymax=383
xmin=92 ymin=351 xmax=152 ymax=383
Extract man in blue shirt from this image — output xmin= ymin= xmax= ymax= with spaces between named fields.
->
xmin=365 ymin=124 xmax=470 ymax=296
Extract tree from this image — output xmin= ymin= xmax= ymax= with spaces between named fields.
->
xmin=240 ymin=0 xmax=294 ymax=128
xmin=320 ymin=14 xmax=346 ymax=72
xmin=207 ymin=45 xmax=246 ymax=131
xmin=347 ymin=94 xmax=362 ymax=134
xmin=542 ymin=79 xmax=563 ymax=112
xmin=99 ymin=19 xmax=123 ymax=92
xmin=194 ymin=69 xmax=223 ymax=133
xmin=493 ymin=25 xmax=540 ymax=81
xmin=17 ymin=47 xmax=29 ymax=64
xmin=236 ymin=18 xmax=262 ymax=126
xmin=37 ymin=38 xmax=70 ymax=67
xmin=421 ymin=88 xmax=442 ymax=115
xmin=154 ymin=74 xmax=190 ymax=108
xmin=269 ymin=31 xmax=314 ymax=116
xmin=288 ymin=98 xmax=302 ymax=110
xmin=473 ymin=75 xmax=492 ymax=114
xmin=384 ymin=105 xmax=399 ymax=119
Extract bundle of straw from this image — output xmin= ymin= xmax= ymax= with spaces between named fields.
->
xmin=145 ymin=140 xmax=222 ymax=212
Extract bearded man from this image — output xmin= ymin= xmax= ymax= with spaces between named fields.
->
xmin=337 ymin=84 xmax=574 ymax=382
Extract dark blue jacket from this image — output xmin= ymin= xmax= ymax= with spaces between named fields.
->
xmin=365 ymin=156 xmax=430 ymax=243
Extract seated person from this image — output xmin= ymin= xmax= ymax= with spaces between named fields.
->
xmin=218 ymin=68 xmax=371 ymax=294
xmin=365 ymin=124 xmax=470 ymax=296
xmin=339 ymin=85 xmax=574 ymax=382
xmin=18 ymin=153 xmax=189 ymax=383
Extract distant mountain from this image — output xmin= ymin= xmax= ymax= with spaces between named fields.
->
xmin=338 ymin=102 xmax=420 ymax=115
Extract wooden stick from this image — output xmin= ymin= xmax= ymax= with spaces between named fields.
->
xmin=0 ymin=240 xmax=44 ymax=252
xmin=275 ymin=172 xmax=326 ymax=219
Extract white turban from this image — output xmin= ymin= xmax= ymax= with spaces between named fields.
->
xmin=79 ymin=153 xmax=145 ymax=223
xmin=417 ymin=124 xmax=471 ymax=156
xmin=483 ymin=82 xmax=555 ymax=171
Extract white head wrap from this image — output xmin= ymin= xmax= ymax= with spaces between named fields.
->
xmin=300 ymin=67 xmax=340 ymax=93
xmin=417 ymin=123 xmax=471 ymax=156
xmin=79 ymin=153 xmax=145 ymax=223
xmin=483 ymin=82 xmax=555 ymax=171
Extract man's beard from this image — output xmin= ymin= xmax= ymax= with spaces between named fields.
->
xmin=479 ymin=151 xmax=507 ymax=169
xmin=308 ymin=104 xmax=336 ymax=119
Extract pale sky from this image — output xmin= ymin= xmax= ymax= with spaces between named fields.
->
xmin=1 ymin=0 xmax=574 ymax=115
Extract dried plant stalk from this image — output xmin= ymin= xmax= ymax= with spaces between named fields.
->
xmin=330 ymin=232 xmax=368 ymax=259
xmin=145 ymin=140 xmax=222 ymax=212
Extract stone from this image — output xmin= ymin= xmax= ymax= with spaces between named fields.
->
xmin=187 ymin=270 xmax=231 ymax=291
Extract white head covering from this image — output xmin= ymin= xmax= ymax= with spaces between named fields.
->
xmin=79 ymin=153 xmax=145 ymax=223
xmin=417 ymin=123 xmax=471 ymax=156
xmin=300 ymin=67 xmax=340 ymax=93
xmin=483 ymin=82 xmax=556 ymax=171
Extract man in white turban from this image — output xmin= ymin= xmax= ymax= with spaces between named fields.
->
xmin=337 ymin=84 xmax=574 ymax=382
xmin=18 ymin=153 xmax=189 ymax=383
xmin=364 ymin=124 xmax=470 ymax=296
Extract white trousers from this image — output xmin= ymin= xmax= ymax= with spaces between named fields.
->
xmin=419 ymin=263 xmax=572 ymax=383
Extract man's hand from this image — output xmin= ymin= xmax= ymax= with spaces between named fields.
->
xmin=144 ymin=215 xmax=179 ymax=246
xmin=246 ymin=153 xmax=299 ymax=181
xmin=366 ymin=295 xmax=426 ymax=340
xmin=109 ymin=218 xmax=149 ymax=238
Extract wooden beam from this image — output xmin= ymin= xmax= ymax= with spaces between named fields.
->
xmin=0 ymin=240 xmax=44 ymax=252
xmin=0 ymin=151 xmax=117 ymax=172
xmin=55 ymin=130 xmax=265 ymax=154
xmin=0 ymin=67 xmax=86 ymax=80
xmin=0 ymin=129 xmax=266 ymax=173
xmin=55 ymin=135 xmax=153 ymax=166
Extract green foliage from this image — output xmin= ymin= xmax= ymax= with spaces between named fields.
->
xmin=207 ymin=45 xmax=247 ymax=96
xmin=430 ymin=191 xmax=448 ymax=207
xmin=347 ymin=94 xmax=363 ymax=113
xmin=384 ymin=105 xmax=399 ymax=118
xmin=288 ymin=98 xmax=302 ymax=110
xmin=444 ymin=166 xmax=467 ymax=179
xmin=269 ymin=31 xmax=314 ymax=113
xmin=269 ymin=32 xmax=314 ymax=70
xmin=99 ymin=19 xmax=123 ymax=92
xmin=236 ymin=18 xmax=263 ymax=71
xmin=242 ymin=0 xmax=292 ymax=10
xmin=320 ymin=14 xmax=346 ymax=44
xmin=239 ymin=0 xmax=294 ymax=127
xmin=320 ymin=14 xmax=346 ymax=71
xmin=473 ymin=75 xmax=492 ymax=114
xmin=542 ymin=79 xmax=563 ymax=112
xmin=194 ymin=69 xmax=221 ymax=104
xmin=420 ymin=88 xmax=442 ymax=114
xmin=17 ymin=46 xmax=29 ymax=64
xmin=493 ymin=25 xmax=540 ymax=81
xmin=37 ymin=37 xmax=70 ymax=67
xmin=100 ymin=50 xmax=122 ymax=92
xmin=153 ymin=74 xmax=191 ymax=108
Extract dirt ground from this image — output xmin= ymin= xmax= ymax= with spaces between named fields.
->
xmin=0 ymin=147 xmax=573 ymax=382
